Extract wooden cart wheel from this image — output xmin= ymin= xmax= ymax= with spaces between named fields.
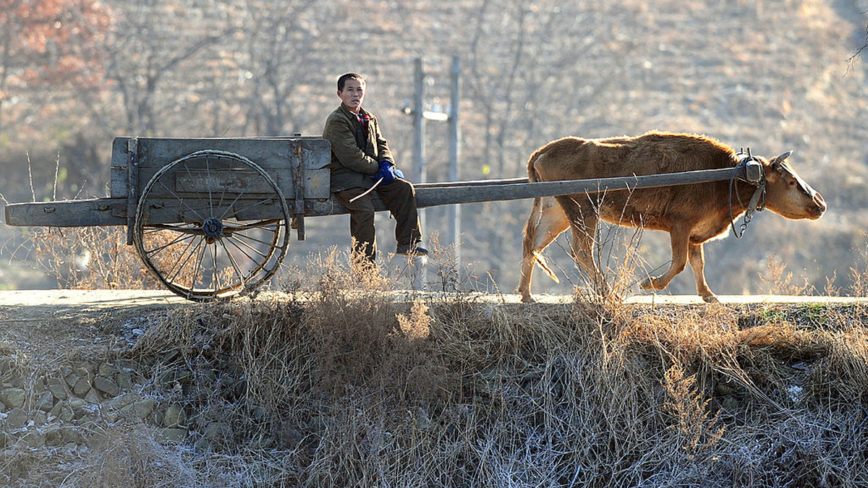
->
xmin=134 ymin=150 xmax=290 ymax=301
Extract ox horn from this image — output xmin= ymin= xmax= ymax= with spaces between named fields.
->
xmin=770 ymin=150 xmax=793 ymax=171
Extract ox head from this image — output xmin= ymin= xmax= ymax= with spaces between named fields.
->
xmin=762 ymin=151 xmax=826 ymax=220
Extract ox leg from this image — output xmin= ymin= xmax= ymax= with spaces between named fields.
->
xmin=519 ymin=197 xmax=570 ymax=303
xmin=565 ymin=204 xmax=609 ymax=298
xmin=640 ymin=224 xmax=689 ymax=292
xmin=688 ymin=242 xmax=718 ymax=303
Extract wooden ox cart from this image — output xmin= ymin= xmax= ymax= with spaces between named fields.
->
xmin=3 ymin=137 xmax=747 ymax=301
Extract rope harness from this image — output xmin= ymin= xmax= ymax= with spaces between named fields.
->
xmin=729 ymin=147 xmax=766 ymax=239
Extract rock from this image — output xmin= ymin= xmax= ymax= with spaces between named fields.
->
xmin=115 ymin=359 xmax=135 ymax=370
xmin=48 ymin=401 xmax=62 ymax=418
xmin=106 ymin=392 xmax=138 ymax=410
xmin=67 ymin=398 xmax=86 ymax=411
xmin=50 ymin=401 xmax=75 ymax=422
xmin=415 ymin=407 xmax=432 ymax=430
xmin=0 ymin=357 xmax=11 ymax=375
xmin=87 ymin=431 xmax=109 ymax=449
xmin=120 ymin=398 xmax=156 ymax=421
xmin=714 ymin=383 xmax=737 ymax=397
xmin=193 ymin=436 xmax=210 ymax=453
xmin=47 ymin=378 xmax=68 ymax=401
xmin=0 ymin=388 xmax=26 ymax=409
xmin=37 ymin=391 xmax=54 ymax=412
xmin=84 ymin=388 xmax=101 ymax=404
xmin=276 ymin=423 xmax=305 ymax=447
xmin=31 ymin=411 xmax=47 ymax=427
xmin=5 ymin=408 xmax=28 ymax=430
xmin=175 ymin=370 xmax=192 ymax=385
xmin=72 ymin=376 xmax=92 ymax=397
xmin=93 ymin=377 xmax=120 ymax=397
xmin=156 ymin=428 xmax=187 ymax=444
xmin=98 ymin=362 xmax=116 ymax=378
xmin=203 ymin=422 xmax=233 ymax=443
xmin=76 ymin=363 xmax=95 ymax=376
xmin=59 ymin=366 xmax=73 ymax=380
xmin=45 ymin=427 xmax=64 ymax=447
xmin=163 ymin=404 xmax=186 ymax=428
xmin=251 ymin=406 xmax=268 ymax=423
xmin=60 ymin=426 xmax=84 ymax=445
xmin=20 ymin=430 xmax=46 ymax=448
xmin=71 ymin=399 xmax=91 ymax=420
xmin=116 ymin=371 xmax=133 ymax=390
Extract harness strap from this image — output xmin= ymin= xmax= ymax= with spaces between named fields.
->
xmin=729 ymin=152 xmax=766 ymax=239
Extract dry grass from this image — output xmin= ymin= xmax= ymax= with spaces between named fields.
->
xmin=4 ymin=234 xmax=868 ymax=486
xmin=62 ymin=424 xmax=199 ymax=488
xmin=10 ymin=226 xmax=160 ymax=290
xmin=71 ymin=256 xmax=861 ymax=487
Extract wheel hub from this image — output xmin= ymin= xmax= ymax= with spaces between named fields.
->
xmin=202 ymin=217 xmax=224 ymax=241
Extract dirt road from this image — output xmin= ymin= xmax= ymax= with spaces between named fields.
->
xmin=0 ymin=290 xmax=187 ymax=368
xmin=2 ymin=289 xmax=865 ymax=312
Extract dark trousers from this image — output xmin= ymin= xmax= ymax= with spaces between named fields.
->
xmin=333 ymin=179 xmax=422 ymax=262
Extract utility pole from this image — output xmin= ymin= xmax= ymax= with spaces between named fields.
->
xmin=412 ymin=59 xmax=426 ymax=232
xmin=406 ymin=57 xmax=462 ymax=281
xmin=446 ymin=56 xmax=461 ymax=275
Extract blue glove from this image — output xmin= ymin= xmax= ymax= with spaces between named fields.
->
xmin=394 ymin=168 xmax=404 ymax=179
xmin=377 ymin=160 xmax=396 ymax=185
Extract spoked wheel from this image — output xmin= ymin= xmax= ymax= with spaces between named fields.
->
xmin=134 ymin=150 xmax=290 ymax=301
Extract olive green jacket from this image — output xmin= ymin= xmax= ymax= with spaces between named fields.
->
xmin=322 ymin=104 xmax=395 ymax=192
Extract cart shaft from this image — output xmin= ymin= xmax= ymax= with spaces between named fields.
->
xmin=4 ymin=168 xmax=738 ymax=228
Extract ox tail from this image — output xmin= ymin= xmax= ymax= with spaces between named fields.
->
xmin=523 ymin=150 xmax=560 ymax=283
xmin=534 ymin=251 xmax=559 ymax=283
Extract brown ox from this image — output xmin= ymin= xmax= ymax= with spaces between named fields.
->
xmin=518 ymin=131 xmax=826 ymax=303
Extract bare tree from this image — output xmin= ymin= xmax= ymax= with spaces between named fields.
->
xmin=232 ymin=0 xmax=323 ymax=135
xmin=0 ymin=0 xmax=110 ymax=135
xmin=101 ymin=0 xmax=233 ymax=136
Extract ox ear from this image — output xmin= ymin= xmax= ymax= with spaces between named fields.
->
xmin=770 ymin=150 xmax=793 ymax=172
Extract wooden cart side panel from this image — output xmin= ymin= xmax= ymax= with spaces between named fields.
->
xmin=110 ymin=137 xmax=331 ymax=202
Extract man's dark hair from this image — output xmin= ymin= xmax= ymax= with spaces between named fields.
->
xmin=337 ymin=72 xmax=365 ymax=92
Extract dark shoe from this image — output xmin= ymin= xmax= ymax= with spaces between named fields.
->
xmin=396 ymin=244 xmax=428 ymax=257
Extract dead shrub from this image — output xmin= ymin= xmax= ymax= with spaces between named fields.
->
xmin=15 ymin=226 xmax=160 ymax=289
xmin=66 ymin=423 xmax=198 ymax=488
xmin=662 ymin=362 xmax=725 ymax=456
xmin=759 ymin=253 xmax=815 ymax=296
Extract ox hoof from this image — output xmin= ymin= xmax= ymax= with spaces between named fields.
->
xmin=701 ymin=294 xmax=719 ymax=303
xmin=639 ymin=278 xmax=657 ymax=291
xmin=520 ymin=295 xmax=536 ymax=304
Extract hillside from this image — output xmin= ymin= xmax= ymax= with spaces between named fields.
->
xmin=2 ymin=287 xmax=868 ymax=486
xmin=2 ymin=0 xmax=868 ymax=298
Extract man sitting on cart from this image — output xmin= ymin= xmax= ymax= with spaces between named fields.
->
xmin=323 ymin=72 xmax=427 ymax=264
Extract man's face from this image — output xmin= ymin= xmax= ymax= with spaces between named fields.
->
xmin=338 ymin=78 xmax=365 ymax=113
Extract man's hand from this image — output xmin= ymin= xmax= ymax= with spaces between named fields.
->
xmin=377 ymin=160 xmax=401 ymax=185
